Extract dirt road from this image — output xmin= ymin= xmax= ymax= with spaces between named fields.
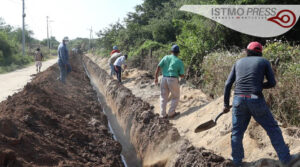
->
xmin=0 ymin=58 xmax=57 ymax=102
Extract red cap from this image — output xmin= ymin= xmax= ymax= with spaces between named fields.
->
xmin=247 ymin=42 xmax=263 ymax=53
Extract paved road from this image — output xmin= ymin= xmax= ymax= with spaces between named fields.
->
xmin=0 ymin=58 xmax=57 ymax=102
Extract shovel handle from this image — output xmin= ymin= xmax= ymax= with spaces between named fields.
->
xmin=214 ymin=112 xmax=225 ymax=123
xmin=214 ymin=106 xmax=232 ymax=123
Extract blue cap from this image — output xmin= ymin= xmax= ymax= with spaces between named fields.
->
xmin=113 ymin=46 xmax=118 ymax=50
xmin=171 ymin=45 xmax=180 ymax=53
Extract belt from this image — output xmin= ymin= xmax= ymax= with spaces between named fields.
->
xmin=237 ymin=94 xmax=259 ymax=99
xmin=163 ymin=76 xmax=177 ymax=78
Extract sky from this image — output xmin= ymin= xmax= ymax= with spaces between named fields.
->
xmin=0 ymin=0 xmax=143 ymax=41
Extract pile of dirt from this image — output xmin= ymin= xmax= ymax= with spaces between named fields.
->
xmin=0 ymin=55 xmax=124 ymax=166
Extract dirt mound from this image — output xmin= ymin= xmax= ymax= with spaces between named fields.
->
xmin=0 ymin=55 xmax=124 ymax=166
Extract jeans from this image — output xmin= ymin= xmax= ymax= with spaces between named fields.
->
xmin=110 ymin=64 xmax=116 ymax=76
xmin=231 ymin=96 xmax=291 ymax=166
xmin=58 ymin=62 xmax=71 ymax=83
xmin=115 ymin=66 xmax=122 ymax=82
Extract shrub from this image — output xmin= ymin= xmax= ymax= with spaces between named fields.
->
xmin=200 ymin=49 xmax=243 ymax=98
xmin=199 ymin=41 xmax=300 ymax=126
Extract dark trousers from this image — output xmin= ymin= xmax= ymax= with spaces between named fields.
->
xmin=115 ymin=66 xmax=122 ymax=82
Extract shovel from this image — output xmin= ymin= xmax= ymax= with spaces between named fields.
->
xmin=194 ymin=107 xmax=231 ymax=133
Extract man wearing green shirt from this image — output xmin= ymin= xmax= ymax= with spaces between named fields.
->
xmin=155 ymin=45 xmax=184 ymax=118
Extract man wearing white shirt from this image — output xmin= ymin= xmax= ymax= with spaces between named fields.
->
xmin=113 ymin=54 xmax=128 ymax=83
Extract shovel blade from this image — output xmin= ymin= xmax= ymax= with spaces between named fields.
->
xmin=194 ymin=120 xmax=216 ymax=133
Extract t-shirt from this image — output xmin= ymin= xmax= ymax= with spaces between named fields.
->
xmin=108 ymin=53 xmax=122 ymax=65
xmin=158 ymin=54 xmax=184 ymax=78
xmin=35 ymin=51 xmax=43 ymax=61
xmin=114 ymin=56 xmax=126 ymax=67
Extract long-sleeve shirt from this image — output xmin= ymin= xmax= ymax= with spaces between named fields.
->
xmin=58 ymin=43 xmax=69 ymax=65
xmin=224 ymin=56 xmax=276 ymax=107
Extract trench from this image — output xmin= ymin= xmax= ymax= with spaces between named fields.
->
xmin=81 ymin=55 xmax=230 ymax=167
xmin=83 ymin=61 xmax=142 ymax=167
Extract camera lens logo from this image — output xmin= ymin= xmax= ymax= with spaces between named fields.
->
xmin=268 ymin=10 xmax=296 ymax=28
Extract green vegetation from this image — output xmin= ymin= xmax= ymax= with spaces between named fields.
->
xmin=95 ymin=0 xmax=300 ymax=126
xmin=191 ymin=42 xmax=300 ymax=126
xmin=0 ymin=17 xmax=59 ymax=73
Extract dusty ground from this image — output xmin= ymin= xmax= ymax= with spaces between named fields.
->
xmin=89 ymin=54 xmax=300 ymax=167
xmin=0 ymin=58 xmax=57 ymax=102
xmin=0 ymin=55 xmax=124 ymax=166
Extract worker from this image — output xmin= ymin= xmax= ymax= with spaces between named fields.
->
xmin=154 ymin=44 xmax=184 ymax=119
xmin=108 ymin=52 xmax=122 ymax=77
xmin=113 ymin=54 xmax=128 ymax=83
xmin=110 ymin=46 xmax=120 ymax=56
xmin=34 ymin=48 xmax=44 ymax=73
xmin=57 ymin=37 xmax=71 ymax=83
xmin=223 ymin=42 xmax=295 ymax=167
xmin=109 ymin=46 xmax=121 ymax=76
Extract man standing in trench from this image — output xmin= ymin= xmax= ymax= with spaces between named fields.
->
xmin=223 ymin=42 xmax=294 ymax=167
xmin=58 ymin=37 xmax=71 ymax=84
xmin=155 ymin=44 xmax=184 ymax=119
xmin=114 ymin=54 xmax=128 ymax=83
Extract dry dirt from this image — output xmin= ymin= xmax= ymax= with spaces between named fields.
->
xmin=88 ymin=54 xmax=300 ymax=167
xmin=0 ymin=55 xmax=124 ymax=166
xmin=0 ymin=58 xmax=57 ymax=102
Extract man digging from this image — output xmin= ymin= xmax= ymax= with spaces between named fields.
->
xmin=223 ymin=41 xmax=296 ymax=167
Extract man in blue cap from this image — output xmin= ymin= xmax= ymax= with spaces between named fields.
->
xmin=155 ymin=44 xmax=184 ymax=118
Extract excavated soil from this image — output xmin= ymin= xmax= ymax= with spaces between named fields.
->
xmin=83 ymin=55 xmax=232 ymax=167
xmin=0 ymin=55 xmax=124 ymax=166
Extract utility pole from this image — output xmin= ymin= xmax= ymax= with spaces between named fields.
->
xmin=22 ymin=0 xmax=26 ymax=56
xmin=46 ymin=16 xmax=49 ymax=49
xmin=88 ymin=26 xmax=93 ymax=51
xmin=46 ymin=17 xmax=54 ymax=56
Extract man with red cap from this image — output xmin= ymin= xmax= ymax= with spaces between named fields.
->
xmin=223 ymin=42 xmax=294 ymax=166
